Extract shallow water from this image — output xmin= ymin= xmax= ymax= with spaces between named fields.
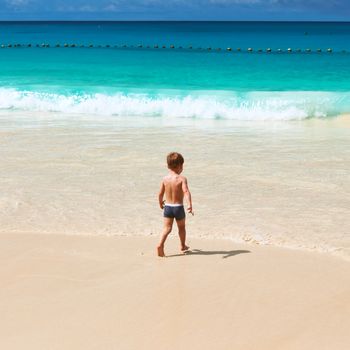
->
xmin=1 ymin=112 xmax=349 ymax=260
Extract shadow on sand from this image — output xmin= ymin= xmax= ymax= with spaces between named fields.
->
xmin=167 ymin=249 xmax=251 ymax=259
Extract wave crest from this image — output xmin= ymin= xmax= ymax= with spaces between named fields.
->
xmin=0 ymin=88 xmax=348 ymax=120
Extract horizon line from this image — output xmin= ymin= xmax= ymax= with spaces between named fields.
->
xmin=0 ymin=20 xmax=349 ymax=23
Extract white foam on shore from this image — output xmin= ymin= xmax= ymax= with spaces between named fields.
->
xmin=0 ymin=88 xmax=349 ymax=120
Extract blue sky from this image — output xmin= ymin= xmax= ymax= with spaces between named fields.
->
xmin=0 ymin=0 xmax=349 ymax=20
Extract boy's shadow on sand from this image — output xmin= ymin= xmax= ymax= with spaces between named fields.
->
xmin=168 ymin=249 xmax=251 ymax=259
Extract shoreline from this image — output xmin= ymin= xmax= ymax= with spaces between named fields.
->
xmin=3 ymin=230 xmax=349 ymax=262
xmin=1 ymin=112 xmax=349 ymax=261
xmin=1 ymin=232 xmax=349 ymax=349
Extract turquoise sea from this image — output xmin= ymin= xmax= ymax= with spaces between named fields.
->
xmin=1 ymin=21 xmax=350 ymax=120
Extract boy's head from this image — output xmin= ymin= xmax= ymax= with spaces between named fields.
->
xmin=167 ymin=152 xmax=184 ymax=173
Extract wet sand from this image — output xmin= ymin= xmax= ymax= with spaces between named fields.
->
xmin=1 ymin=112 xmax=349 ymax=259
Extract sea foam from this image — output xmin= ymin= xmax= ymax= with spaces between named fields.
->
xmin=0 ymin=88 xmax=349 ymax=120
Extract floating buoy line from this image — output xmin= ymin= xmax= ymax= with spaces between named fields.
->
xmin=0 ymin=43 xmax=347 ymax=54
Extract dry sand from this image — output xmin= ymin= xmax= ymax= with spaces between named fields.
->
xmin=1 ymin=233 xmax=349 ymax=350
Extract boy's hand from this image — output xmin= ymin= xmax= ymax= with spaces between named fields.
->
xmin=187 ymin=206 xmax=194 ymax=216
xmin=160 ymin=200 xmax=165 ymax=209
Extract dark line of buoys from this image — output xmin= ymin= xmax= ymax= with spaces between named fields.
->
xmin=0 ymin=44 xmax=346 ymax=54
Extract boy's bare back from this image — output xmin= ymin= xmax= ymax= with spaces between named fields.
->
xmin=162 ymin=174 xmax=189 ymax=205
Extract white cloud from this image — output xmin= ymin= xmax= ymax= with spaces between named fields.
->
xmin=6 ymin=0 xmax=29 ymax=6
xmin=79 ymin=5 xmax=95 ymax=12
xmin=104 ymin=4 xmax=118 ymax=11
xmin=208 ymin=0 xmax=262 ymax=3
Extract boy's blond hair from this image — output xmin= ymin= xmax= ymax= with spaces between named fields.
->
xmin=167 ymin=152 xmax=184 ymax=170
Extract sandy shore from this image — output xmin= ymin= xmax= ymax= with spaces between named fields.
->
xmin=1 ymin=113 xmax=350 ymax=258
xmin=1 ymin=233 xmax=349 ymax=350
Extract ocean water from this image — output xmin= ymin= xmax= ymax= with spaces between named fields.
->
xmin=0 ymin=21 xmax=350 ymax=120
xmin=1 ymin=22 xmax=350 ymax=259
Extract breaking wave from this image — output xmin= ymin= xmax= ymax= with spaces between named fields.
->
xmin=0 ymin=88 xmax=349 ymax=120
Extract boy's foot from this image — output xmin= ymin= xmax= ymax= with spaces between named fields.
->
xmin=157 ymin=246 xmax=165 ymax=257
xmin=181 ymin=245 xmax=190 ymax=252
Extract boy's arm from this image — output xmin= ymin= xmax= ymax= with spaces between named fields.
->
xmin=158 ymin=180 xmax=165 ymax=209
xmin=182 ymin=177 xmax=193 ymax=215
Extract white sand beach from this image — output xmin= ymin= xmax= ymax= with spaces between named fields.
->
xmin=1 ymin=112 xmax=350 ymax=349
xmin=0 ymin=233 xmax=349 ymax=350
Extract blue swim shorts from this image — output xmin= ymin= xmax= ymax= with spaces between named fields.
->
xmin=163 ymin=204 xmax=186 ymax=221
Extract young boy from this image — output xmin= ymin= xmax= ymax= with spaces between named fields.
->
xmin=157 ymin=152 xmax=193 ymax=257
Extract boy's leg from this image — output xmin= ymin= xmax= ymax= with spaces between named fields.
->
xmin=157 ymin=217 xmax=174 ymax=257
xmin=176 ymin=218 xmax=189 ymax=252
